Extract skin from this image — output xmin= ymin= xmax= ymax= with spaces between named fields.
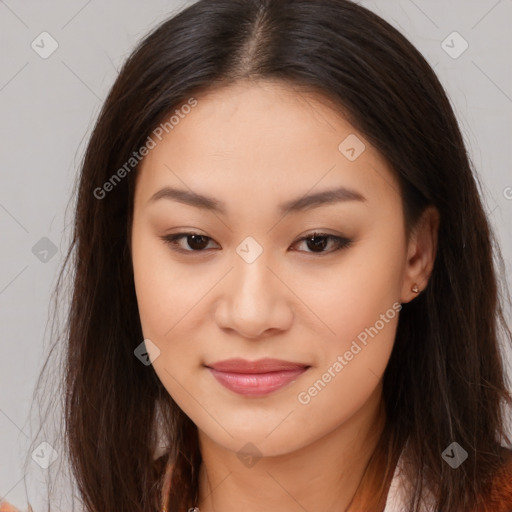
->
xmin=130 ymin=80 xmax=439 ymax=511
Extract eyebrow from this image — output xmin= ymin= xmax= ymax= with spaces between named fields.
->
xmin=148 ymin=185 xmax=366 ymax=215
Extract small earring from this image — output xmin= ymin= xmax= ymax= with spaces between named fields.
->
xmin=411 ymin=284 xmax=420 ymax=293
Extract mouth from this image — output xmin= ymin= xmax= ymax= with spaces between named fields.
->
xmin=205 ymin=358 xmax=311 ymax=397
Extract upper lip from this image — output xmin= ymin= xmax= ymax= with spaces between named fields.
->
xmin=206 ymin=358 xmax=310 ymax=374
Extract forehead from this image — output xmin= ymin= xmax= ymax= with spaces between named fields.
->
xmin=135 ymin=80 xmax=401 ymax=214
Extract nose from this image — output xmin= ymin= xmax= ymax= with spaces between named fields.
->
xmin=214 ymin=253 xmax=294 ymax=339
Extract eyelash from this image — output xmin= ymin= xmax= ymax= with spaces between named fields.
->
xmin=160 ymin=231 xmax=353 ymax=256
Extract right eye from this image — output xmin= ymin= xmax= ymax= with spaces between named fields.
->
xmin=160 ymin=232 xmax=219 ymax=254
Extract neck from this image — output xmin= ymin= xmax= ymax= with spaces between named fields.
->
xmin=195 ymin=383 xmax=390 ymax=512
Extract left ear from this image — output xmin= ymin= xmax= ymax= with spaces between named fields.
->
xmin=400 ymin=205 xmax=440 ymax=304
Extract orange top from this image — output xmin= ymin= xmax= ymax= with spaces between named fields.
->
xmin=160 ymin=453 xmax=174 ymax=512
xmin=0 ymin=504 xmax=32 ymax=512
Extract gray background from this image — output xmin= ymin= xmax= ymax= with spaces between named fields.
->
xmin=1 ymin=0 xmax=511 ymax=508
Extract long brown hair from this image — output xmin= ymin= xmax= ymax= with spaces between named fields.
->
xmin=25 ymin=0 xmax=512 ymax=510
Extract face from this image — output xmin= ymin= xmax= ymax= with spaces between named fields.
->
xmin=131 ymin=80 xmax=418 ymax=456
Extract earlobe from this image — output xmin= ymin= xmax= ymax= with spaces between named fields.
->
xmin=400 ymin=205 xmax=440 ymax=304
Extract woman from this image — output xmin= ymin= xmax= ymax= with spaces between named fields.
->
xmin=4 ymin=0 xmax=512 ymax=510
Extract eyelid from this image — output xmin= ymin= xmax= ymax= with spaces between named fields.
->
xmin=159 ymin=230 xmax=353 ymax=256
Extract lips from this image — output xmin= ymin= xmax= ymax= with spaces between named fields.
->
xmin=207 ymin=357 xmax=308 ymax=373
xmin=205 ymin=358 xmax=310 ymax=396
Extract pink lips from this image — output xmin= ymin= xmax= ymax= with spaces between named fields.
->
xmin=206 ymin=358 xmax=310 ymax=396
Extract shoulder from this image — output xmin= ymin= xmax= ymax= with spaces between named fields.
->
xmin=473 ymin=447 xmax=512 ymax=512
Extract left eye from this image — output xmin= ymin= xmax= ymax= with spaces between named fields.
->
xmin=160 ymin=231 xmax=352 ymax=255
xmin=292 ymin=232 xmax=353 ymax=254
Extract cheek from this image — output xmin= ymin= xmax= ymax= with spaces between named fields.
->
xmin=294 ymin=301 xmax=399 ymax=435
xmin=301 ymin=234 xmax=404 ymax=350
xmin=131 ymin=226 xmax=216 ymax=391
xmin=132 ymin=226 xmax=196 ymax=339
xmin=131 ymin=234 xmax=201 ymax=403
xmin=294 ymin=234 xmax=403 ymax=409
xmin=131 ymin=234 xmax=171 ymax=338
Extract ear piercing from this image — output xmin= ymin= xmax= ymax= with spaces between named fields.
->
xmin=411 ymin=284 xmax=420 ymax=293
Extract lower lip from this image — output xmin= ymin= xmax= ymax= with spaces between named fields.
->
xmin=207 ymin=367 xmax=309 ymax=396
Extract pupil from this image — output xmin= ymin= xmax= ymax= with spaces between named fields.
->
xmin=188 ymin=235 xmax=208 ymax=250
xmin=308 ymin=235 xmax=327 ymax=252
